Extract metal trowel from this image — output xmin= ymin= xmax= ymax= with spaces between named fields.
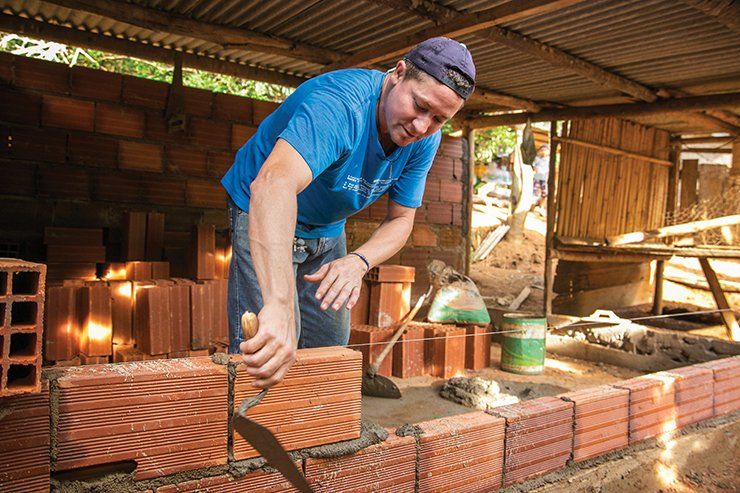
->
xmin=361 ymin=286 xmax=432 ymax=399
xmin=233 ymin=312 xmax=314 ymax=493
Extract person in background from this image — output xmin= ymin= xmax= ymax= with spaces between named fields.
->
xmin=533 ymin=144 xmax=550 ymax=206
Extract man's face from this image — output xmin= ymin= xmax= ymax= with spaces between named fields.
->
xmin=380 ymin=61 xmax=464 ymax=147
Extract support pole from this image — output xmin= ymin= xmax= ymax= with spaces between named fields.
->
xmin=652 ymin=260 xmax=665 ymax=315
xmin=699 ymin=258 xmax=739 ymax=341
xmin=544 ymin=121 xmax=560 ymax=318
xmin=464 ymin=126 xmax=476 ymax=276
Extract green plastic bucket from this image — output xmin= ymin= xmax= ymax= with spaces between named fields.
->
xmin=500 ymin=313 xmax=546 ymax=375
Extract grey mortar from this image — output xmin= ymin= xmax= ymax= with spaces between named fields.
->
xmin=395 ymin=423 xmax=424 ymax=492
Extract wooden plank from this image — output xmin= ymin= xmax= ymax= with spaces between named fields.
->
xmin=606 ymin=214 xmax=740 ymax=246
xmin=552 ymin=136 xmax=672 ymax=166
xmin=680 ymin=159 xmax=699 ymax=209
xmin=698 ymin=258 xmax=739 ymax=341
xmin=466 ymin=92 xmax=740 ymax=128
xmin=545 ymin=121 xmax=559 ymax=318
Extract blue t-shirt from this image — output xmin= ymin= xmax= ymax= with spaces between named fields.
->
xmin=221 ymin=68 xmax=441 ymax=238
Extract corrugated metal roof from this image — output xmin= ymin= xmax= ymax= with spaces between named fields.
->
xmin=1 ymin=0 xmax=739 ymax=133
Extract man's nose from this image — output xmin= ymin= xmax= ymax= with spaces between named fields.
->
xmin=411 ymin=115 xmax=432 ymax=136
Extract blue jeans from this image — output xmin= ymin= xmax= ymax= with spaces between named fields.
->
xmin=227 ymin=199 xmax=350 ymax=354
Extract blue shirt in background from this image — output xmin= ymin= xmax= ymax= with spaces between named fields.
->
xmin=221 ymin=68 xmax=441 ymax=238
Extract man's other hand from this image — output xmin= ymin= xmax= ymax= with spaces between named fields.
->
xmin=304 ymin=254 xmax=367 ymax=311
xmin=239 ymin=304 xmax=296 ymax=389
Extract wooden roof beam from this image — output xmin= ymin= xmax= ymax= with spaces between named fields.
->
xmin=0 ymin=14 xmax=307 ymax=88
xmin=465 ymin=92 xmax=740 ymax=128
xmin=40 ymin=0 xmax=344 ymax=65
xmin=325 ymin=0 xmax=584 ymax=70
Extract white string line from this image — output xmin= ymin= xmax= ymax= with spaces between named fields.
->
xmin=345 ymin=307 xmax=735 ymax=349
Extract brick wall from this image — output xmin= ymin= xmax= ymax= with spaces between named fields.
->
xmin=0 ymin=53 xmax=467 ymax=284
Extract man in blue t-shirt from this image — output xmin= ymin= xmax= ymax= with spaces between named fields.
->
xmin=221 ymin=37 xmax=476 ymax=388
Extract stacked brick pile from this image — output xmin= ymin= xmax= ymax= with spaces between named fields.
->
xmin=0 ymin=259 xmax=46 ymax=395
xmin=0 ymin=353 xmax=738 ymax=492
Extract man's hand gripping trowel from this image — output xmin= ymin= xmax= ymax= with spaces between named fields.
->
xmin=234 ymin=312 xmax=314 ymax=493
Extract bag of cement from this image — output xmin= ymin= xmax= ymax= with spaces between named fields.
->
xmin=426 ymin=260 xmax=490 ymax=324
xmin=520 ymin=121 xmax=537 ymax=165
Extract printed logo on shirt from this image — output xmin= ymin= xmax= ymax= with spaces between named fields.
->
xmin=343 ymin=175 xmax=395 ymax=199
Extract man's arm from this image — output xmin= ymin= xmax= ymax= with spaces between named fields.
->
xmin=240 ymin=138 xmax=312 ymax=389
xmin=304 ymin=200 xmax=416 ymax=311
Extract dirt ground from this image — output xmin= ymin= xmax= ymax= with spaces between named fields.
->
xmin=362 ymin=343 xmax=641 ymax=428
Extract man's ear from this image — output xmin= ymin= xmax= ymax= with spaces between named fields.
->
xmin=392 ymin=59 xmax=407 ymax=81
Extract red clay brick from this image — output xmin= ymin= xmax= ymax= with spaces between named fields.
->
xmin=369 ymin=194 xmax=389 ymax=220
xmin=68 ymin=132 xmax=118 ymax=168
xmin=95 ymin=102 xmax=145 ymax=138
xmin=0 ymin=52 xmax=12 ymax=84
xmin=133 ymin=285 xmax=171 ymax=355
xmin=207 ymin=150 xmax=234 ymax=178
xmin=412 ymin=223 xmax=438 ymax=247
xmin=79 ymin=353 xmax=110 ymax=365
xmin=452 ymin=203 xmax=463 ymax=226
xmin=123 ymin=76 xmax=168 ymax=109
xmin=77 ymin=285 xmax=113 ymax=357
xmin=5 ymin=125 xmax=66 ymax=163
xmin=426 ymin=202 xmax=453 ymax=225
xmin=417 ymin=411 xmax=505 ymax=493
xmin=93 ymin=171 xmax=142 ymax=203
xmin=156 ymin=470 xmax=300 ymax=492
xmin=0 ymin=161 xmax=36 ymax=196
xmin=695 ymin=356 xmax=740 ymax=416
xmin=123 ymin=212 xmax=147 ymax=260
xmin=189 ymin=117 xmax=230 ymax=149
xmin=45 ymin=286 xmax=80 ymax=362
xmin=70 ymin=65 xmax=122 ymax=102
xmin=215 ymin=235 xmax=232 ymax=280
xmin=231 ymin=123 xmax=257 ymax=150
xmin=428 ymin=155 xmax=454 ymax=180
xmin=0 ymin=382 xmax=50 ymax=492
xmin=143 ymin=175 xmax=187 ymax=206
xmin=119 ymin=141 xmax=163 ymax=172
xmin=232 ymin=347 xmax=362 ymax=460
xmin=55 ymin=357 xmax=228 ymax=479
xmin=439 ymin=180 xmax=463 ymax=203
xmin=146 ymin=212 xmax=165 ymax=261
xmin=189 ymin=281 xmax=211 ymax=350
xmin=306 ymin=432 xmax=416 ymax=492
xmin=424 ymin=324 xmax=466 ymax=379
xmin=612 ymin=375 xmax=677 ymax=444
xmin=350 ymin=280 xmax=370 ymax=325
xmin=151 ymin=261 xmax=170 ymax=279
xmin=252 ymin=100 xmax=279 ymax=124
xmin=167 ymin=146 xmax=208 ymax=176
xmin=42 ymin=95 xmax=94 ymax=131
xmin=660 ymin=366 xmax=714 ymax=427
xmin=169 ymin=284 xmax=191 ymax=353
xmin=44 ymin=227 xmax=103 ymax=246
xmin=349 ymin=324 xmax=395 ymax=377
xmin=46 ymin=245 xmax=105 ymax=263
xmin=14 ymin=56 xmax=68 ymax=93
xmin=112 ymin=344 xmax=160 ymax=362
xmin=560 ymin=385 xmax=629 ymax=462
xmin=145 ymin=111 xmax=190 ymax=144
xmin=422 ymin=179 xmax=440 ymax=202
xmin=108 ymin=280 xmax=134 ymax=346
xmin=214 ymin=92 xmax=253 ymax=122
xmin=183 ymin=86 xmax=213 ymax=117
xmin=0 ymin=86 xmax=41 ymax=125
xmin=46 ymin=263 xmax=97 ymax=283
xmin=392 ymin=324 xmax=425 ymax=378
xmin=490 ymin=397 xmax=574 ymax=486
xmin=187 ymin=179 xmax=227 ymax=209
xmin=37 ymin=165 xmax=91 ymax=201
xmin=190 ymin=224 xmax=216 ymax=280
xmin=367 ymin=280 xmax=411 ymax=328
xmin=465 ymin=325 xmax=491 ymax=370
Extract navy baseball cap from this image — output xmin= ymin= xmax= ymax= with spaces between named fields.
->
xmin=404 ymin=37 xmax=476 ymax=100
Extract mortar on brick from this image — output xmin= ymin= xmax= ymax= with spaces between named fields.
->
xmin=395 ymin=424 xmax=423 ymax=492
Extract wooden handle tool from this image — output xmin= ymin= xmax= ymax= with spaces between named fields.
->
xmin=238 ymin=311 xmax=268 ymax=414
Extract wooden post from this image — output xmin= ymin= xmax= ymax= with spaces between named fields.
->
xmin=698 ymin=258 xmax=739 ymax=341
xmin=679 ymin=159 xmax=699 ymax=210
xmin=544 ymin=121 xmax=560 ymax=318
xmin=652 ymin=260 xmax=665 ymax=315
xmin=464 ymin=126 xmax=476 ymax=276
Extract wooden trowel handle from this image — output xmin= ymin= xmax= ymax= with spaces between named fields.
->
xmin=241 ymin=311 xmax=259 ymax=340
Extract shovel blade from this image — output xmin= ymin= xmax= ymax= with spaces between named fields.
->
xmin=361 ymin=373 xmax=401 ymax=399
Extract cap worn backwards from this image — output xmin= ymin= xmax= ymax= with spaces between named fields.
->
xmin=404 ymin=37 xmax=476 ymax=100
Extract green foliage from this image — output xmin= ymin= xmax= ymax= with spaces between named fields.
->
xmin=0 ymin=33 xmax=293 ymax=102
xmin=474 ymin=126 xmax=516 ymax=164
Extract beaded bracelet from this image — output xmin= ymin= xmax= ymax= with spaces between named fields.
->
xmin=348 ymin=251 xmax=370 ymax=272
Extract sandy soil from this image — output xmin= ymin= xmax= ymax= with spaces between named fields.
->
xmin=362 ymin=343 xmax=641 ymax=429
